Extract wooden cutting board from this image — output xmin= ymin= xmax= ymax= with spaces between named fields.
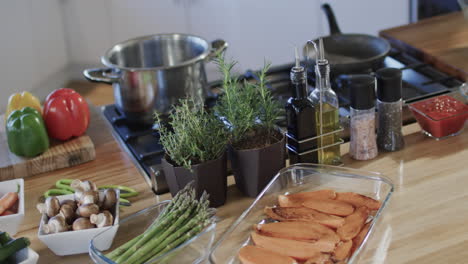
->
xmin=0 ymin=115 xmax=96 ymax=180
xmin=380 ymin=12 xmax=468 ymax=81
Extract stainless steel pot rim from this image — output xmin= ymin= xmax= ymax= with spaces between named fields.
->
xmin=101 ymin=33 xmax=215 ymax=72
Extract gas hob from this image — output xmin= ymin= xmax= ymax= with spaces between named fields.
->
xmin=103 ymin=47 xmax=463 ymax=194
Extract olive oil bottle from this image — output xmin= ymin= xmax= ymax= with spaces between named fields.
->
xmin=314 ymin=102 xmax=341 ymax=165
xmin=308 ymin=39 xmax=342 ymax=165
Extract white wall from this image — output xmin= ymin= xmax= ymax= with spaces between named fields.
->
xmin=60 ymin=0 xmax=409 ymax=78
xmin=0 ymin=0 xmax=68 ymax=112
xmin=320 ymin=0 xmax=409 ymax=35
xmin=61 ymin=0 xmax=189 ymax=65
xmin=188 ymin=0 xmax=322 ymax=73
xmin=0 ymin=0 xmax=409 ymax=111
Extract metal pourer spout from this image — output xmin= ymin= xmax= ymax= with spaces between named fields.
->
xmin=318 ymin=38 xmax=326 ymax=62
xmin=306 ymin=40 xmax=319 ymax=63
xmin=295 ymin=46 xmax=300 ymax=68
xmin=291 ymin=46 xmax=306 ymax=84
xmin=314 ymin=38 xmax=330 ymax=79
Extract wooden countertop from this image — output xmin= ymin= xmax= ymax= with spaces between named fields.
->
xmin=8 ymin=14 xmax=468 ymax=262
xmin=10 ymin=85 xmax=468 ymax=264
xmin=380 ymin=12 xmax=468 ymax=81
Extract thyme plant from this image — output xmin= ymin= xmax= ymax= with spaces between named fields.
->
xmin=214 ymin=55 xmax=281 ymax=148
xmin=155 ymin=98 xmax=228 ymax=170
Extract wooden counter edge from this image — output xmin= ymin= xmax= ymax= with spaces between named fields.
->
xmin=379 ymin=12 xmax=468 ymax=82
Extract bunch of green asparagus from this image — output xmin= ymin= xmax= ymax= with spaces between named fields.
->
xmin=106 ymin=184 xmax=214 ymax=264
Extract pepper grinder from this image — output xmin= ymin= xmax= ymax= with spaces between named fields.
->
xmin=286 ymin=47 xmax=318 ymax=164
xmin=349 ymin=75 xmax=378 ymax=160
xmin=376 ymin=68 xmax=405 ymax=151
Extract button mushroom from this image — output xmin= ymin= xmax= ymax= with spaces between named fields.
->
xmin=71 ymin=179 xmax=97 ymax=192
xmin=80 ymin=190 xmax=99 ymax=206
xmin=77 ymin=203 xmax=99 ymax=218
xmin=72 ymin=217 xmax=96 ymax=231
xmin=101 ymin=189 xmax=117 ymax=210
xmin=74 ymin=188 xmax=84 ymax=202
xmin=59 ymin=204 xmax=76 ymax=225
xmin=71 ymin=180 xmax=98 ymax=201
xmin=42 ymin=214 xmax=69 ymax=234
xmin=90 ymin=210 xmax=114 ymax=228
xmin=60 ymin=199 xmax=78 ymax=211
xmin=37 ymin=196 xmax=60 ymax=218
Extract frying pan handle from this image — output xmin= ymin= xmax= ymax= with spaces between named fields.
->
xmin=322 ymin=3 xmax=342 ymax=35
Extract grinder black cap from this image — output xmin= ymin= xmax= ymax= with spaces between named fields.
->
xmin=376 ymin=68 xmax=402 ymax=102
xmin=349 ymin=74 xmax=376 ymax=110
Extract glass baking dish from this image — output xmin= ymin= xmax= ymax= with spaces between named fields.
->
xmin=90 ymin=201 xmax=216 ymax=264
xmin=209 ymin=164 xmax=394 ymax=264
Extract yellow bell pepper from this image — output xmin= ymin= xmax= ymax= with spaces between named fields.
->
xmin=5 ymin=91 xmax=42 ymax=120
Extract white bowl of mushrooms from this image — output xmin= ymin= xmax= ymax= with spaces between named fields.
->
xmin=37 ymin=180 xmax=120 ymax=256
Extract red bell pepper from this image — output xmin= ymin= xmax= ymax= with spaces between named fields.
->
xmin=43 ymin=88 xmax=90 ymax=140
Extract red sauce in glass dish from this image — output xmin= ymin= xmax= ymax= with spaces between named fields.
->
xmin=409 ymin=95 xmax=468 ymax=139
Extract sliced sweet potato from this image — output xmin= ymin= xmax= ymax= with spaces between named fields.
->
xmin=251 ymin=232 xmax=335 ymax=261
xmin=333 ymin=240 xmax=353 ymax=261
xmin=302 ymin=199 xmax=355 ymax=216
xmin=351 ymin=222 xmax=371 ymax=254
xmin=255 ymin=221 xmax=340 ymax=244
xmin=278 ymin=190 xmax=336 ymax=207
xmin=336 ymin=192 xmax=381 ymax=211
xmin=264 ymin=207 xmax=345 ymax=229
xmin=336 ymin=207 xmax=369 ymax=240
xmin=0 ymin=210 xmax=15 ymax=216
xmin=238 ymin=245 xmax=298 ymax=264
xmin=303 ymin=252 xmax=331 ymax=264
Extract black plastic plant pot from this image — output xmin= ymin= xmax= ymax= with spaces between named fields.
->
xmin=162 ymin=152 xmax=227 ymax=207
xmin=229 ymin=134 xmax=286 ymax=198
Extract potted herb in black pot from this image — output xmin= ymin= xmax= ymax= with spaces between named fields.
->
xmin=155 ymin=98 xmax=229 ymax=207
xmin=215 ymin=56 xmax=286 ymax=197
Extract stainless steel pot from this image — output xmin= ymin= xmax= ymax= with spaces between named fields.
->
xmin=84 ymin=34 xmax=227 ymax=124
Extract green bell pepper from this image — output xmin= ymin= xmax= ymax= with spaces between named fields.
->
xmin=6 ymin=107 xmax=49 ymax=157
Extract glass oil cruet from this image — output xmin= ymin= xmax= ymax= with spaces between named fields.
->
xmin=307 ymin=38 xmax=342 ymax=165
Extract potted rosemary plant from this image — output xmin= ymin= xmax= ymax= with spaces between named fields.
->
xmin=155 ymin=98 xmax=229 ymax=207
xmin=215 ymin=56 xmax=286 ymax=197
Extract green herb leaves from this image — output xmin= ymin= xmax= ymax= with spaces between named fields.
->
xmin=155 ymin=99 xmax=228 ymax=170
xmin=214 ymin=55 xmax=281 ymax=147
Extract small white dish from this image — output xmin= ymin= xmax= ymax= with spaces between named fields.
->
xmin=37 ymin=192 xmax=120 ymax=256
xmin=0 ymin=178 xmax=25 ymax=235
xmin=15 ymin=247 xmax=39 ymax=264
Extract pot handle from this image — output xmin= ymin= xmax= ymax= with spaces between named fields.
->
xmin=321 ymin=3 xmax=342 ymax=35
xmin=207 ymin=39 xmax=228 ymax=60
xmin=83 ymin=68 xmax=121 ymax=84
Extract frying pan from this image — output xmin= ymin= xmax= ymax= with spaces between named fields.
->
xmin=304 ymin=4 xmax=391 ymax=74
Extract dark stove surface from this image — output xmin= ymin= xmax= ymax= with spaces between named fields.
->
xmin=103 ymin=47 xmax=463 ymax=194
xmin=103 ymin=106 xmax=168 ymax=194
xmin=236 ymin=48 xmax=461 ymax=115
